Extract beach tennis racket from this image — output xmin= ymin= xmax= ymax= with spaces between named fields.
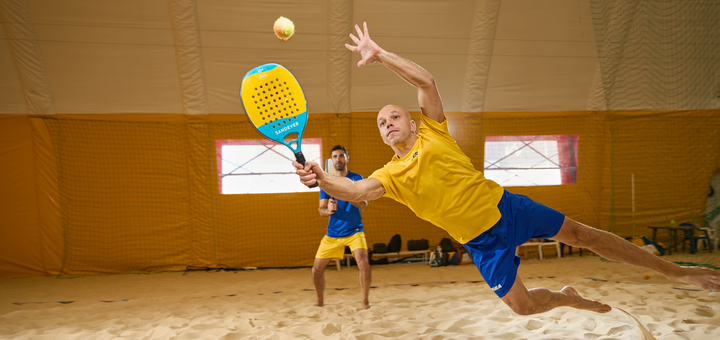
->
xmin=325 ymin=158 xmax=337 ymax=177
xmin=324 ymin=158 xmax=337 ymax=200
xmin=324 ymin=158 xmax=338 ymax=210
xmin=240 ymin=63 xmax=317 ymax=188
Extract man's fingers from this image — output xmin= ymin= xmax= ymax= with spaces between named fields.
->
xmin=295 ymin=160 xmax=319 ymax=187
xmin=349 ymin=33 xmax=360 ymax=44
xmin=345 ymin=43 xmax=356 ymax=52
xmin=299 ymin=173 xmax=316 ymax=185
xmin=295 ymin=164 xmax=314 ymax=177
xmin=355 ymin=24 xmax=363 ymax=39
xmin=363 ymin=22 xmax=369 ymax=37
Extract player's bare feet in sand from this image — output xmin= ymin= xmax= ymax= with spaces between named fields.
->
xmin=561 ymin=286 xmax=612 ymax=313
xmin=666 ymin=266 xmax=720 ymax=291
xmin=316 ymin=301 xmax=369 ymax=309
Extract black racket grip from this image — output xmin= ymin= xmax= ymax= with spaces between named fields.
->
xmin=295 ymin=151 xmax=319 ymax=188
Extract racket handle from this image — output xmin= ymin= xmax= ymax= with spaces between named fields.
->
xmin=295 ymin=151 xmax=319 ymax=188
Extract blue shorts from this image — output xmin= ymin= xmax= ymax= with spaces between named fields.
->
xmin=464 ymin=191 xmax=565 ymax=298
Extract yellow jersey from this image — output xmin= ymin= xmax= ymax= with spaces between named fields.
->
xmin=369 ymin=115 xmax=504 ymax=244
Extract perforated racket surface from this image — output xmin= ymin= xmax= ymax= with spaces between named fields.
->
xmin=240 ymin=63 xmax=317 ymax=188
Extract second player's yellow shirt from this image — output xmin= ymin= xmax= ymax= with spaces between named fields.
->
xmin=369 ymin=115 xmax=504 ymax=244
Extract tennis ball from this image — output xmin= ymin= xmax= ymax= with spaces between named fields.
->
xmin=643 ymin=274 xmax=650 ymax=280
xmin=273 ymin=16 xmax=295 ymax=41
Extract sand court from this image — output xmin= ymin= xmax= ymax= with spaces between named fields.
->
xmin=2 ymin=255 xmax=719 ymax=339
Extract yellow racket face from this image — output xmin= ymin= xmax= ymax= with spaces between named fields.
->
xmin=240 ymin=64 xmax=308 ymax=146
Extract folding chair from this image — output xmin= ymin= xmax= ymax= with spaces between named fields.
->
xmin=679 ymin=223 xmax=711 ymax=253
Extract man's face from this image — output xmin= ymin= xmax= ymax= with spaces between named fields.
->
xmin=377 ymin=105 xmax=415 ymax=146
xmin=331 ymin=149 xmax=348 ymax=171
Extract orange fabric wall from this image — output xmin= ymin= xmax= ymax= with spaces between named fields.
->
xmin=0 ymin=115 xmax=61 ymax=277
xmin=1 ymin=111 xmax=718 ymax=278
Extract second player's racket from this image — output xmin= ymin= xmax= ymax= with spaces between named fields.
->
xmin=325 ymin=158 xmax=337 ymax=177
xmin=324 ymin=158 xmax=338 ymax=209
xmin=240 ymin=63 xmax=317 ymax=188
xmin=324 ymin=158 xmax=337 ymax=200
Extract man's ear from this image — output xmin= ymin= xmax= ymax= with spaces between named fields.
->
xmin=410 ymin=119 xmax=417 ymax=133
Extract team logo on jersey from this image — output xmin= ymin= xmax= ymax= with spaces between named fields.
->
xmin=411 ymin=151 xmax=418 ymax=161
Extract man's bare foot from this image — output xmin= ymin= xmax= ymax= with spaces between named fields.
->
xmin=315 ymin=301 xmax=324 ymax=307
xmin=561 ymin=286 xmax=612 ymax=313
xmin=667 ymin=266 xmax=720 ymax=291
xmin=666 ymin=267 xmax=720 ymax=290
xmin=361 ymin=300 xmax=370 ymax=310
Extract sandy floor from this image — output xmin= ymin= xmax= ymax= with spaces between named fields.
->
xmin=1 ymin=253 xmax=719 ymax=339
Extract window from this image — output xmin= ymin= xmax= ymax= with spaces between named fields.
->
xmin=484 ymin=135 xmax=578 ymax=187
xmin=216 ymin=138 xmax=322 ymax=194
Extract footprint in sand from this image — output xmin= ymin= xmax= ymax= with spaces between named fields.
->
xmin=693 ymin=307 xmax=715 ymax=318
xmin=661 ymin=306 xmax=677 ymax=313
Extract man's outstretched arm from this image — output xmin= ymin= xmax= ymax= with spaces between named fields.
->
xmin=294 ymin=161 xmax=385 ymax=202
xmin=345 ymin=22 xmax=444 ymax=123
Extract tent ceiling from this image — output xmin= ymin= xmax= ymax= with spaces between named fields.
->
xmin=1 ymin=0 xmax=715 ymax=115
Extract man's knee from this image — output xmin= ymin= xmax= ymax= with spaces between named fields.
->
xmin=356 ymin=258 xmax=370 ymax=270
xmin=500 ymin=276 xmax=541 ymax=316
xmin=354 ymin=251 xmax=370 ymax=268
xmin=312 ymin=261 xmax=327 ymax=277
xmin=558 ymin=218 xmax=596 ymax=247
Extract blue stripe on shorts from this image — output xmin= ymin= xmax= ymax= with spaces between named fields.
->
xmin=464 ymin=190 xmax=565 ymax=298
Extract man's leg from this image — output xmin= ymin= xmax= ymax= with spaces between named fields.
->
xmin=312 ymin=258 xmax=332 ymax=307
xmin=353 ymin=248 xmax=372 ymax=309
xmin=552 ymin=217 xmax=720 ymax=290
xmin=501 ymin=274 xmax=611 ymax=315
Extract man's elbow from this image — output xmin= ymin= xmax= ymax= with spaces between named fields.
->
xmin=426 ymin=74 xmax=436 ymax=85
xmin=419 ymin=74 xmax=436 ymax=89
xmin=353 ymin=192 xmax=374 ymax=204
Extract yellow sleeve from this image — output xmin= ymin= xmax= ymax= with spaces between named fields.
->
xmin=369 ymin=166 xmax=396 ymax=200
